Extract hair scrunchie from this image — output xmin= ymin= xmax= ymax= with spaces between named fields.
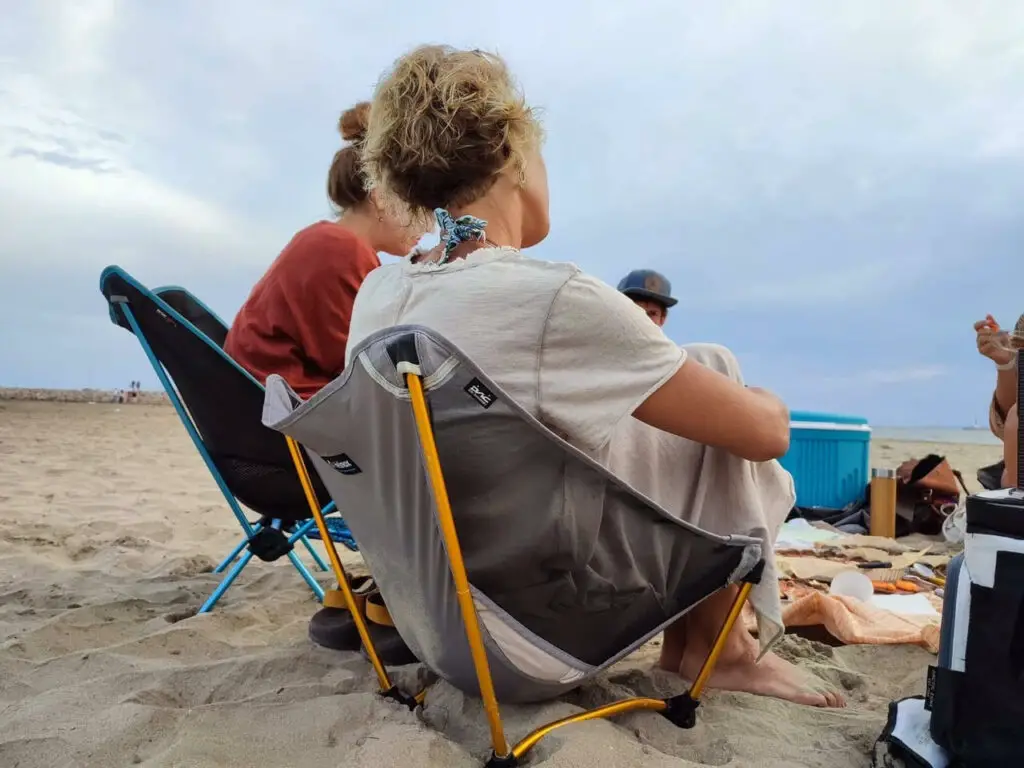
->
xmin=435 ymin=208 xmax=488 ymax=264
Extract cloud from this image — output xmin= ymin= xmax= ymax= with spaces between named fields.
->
xmin=0 ymin=66 xmax=268 ymax=275
xmin=816 ymin=366 xmax=949 ymax=389
xmin=0 ymin=0 xmax=1021 ymax=427
xmin=8 ymin=147 xmax=116 ymax=173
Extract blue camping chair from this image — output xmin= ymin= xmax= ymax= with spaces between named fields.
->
xmin=99 ymin=265 xmax=358 ymax=613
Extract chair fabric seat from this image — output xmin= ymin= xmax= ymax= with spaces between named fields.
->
xmin=264 ymin=326 xmax=761 ymax=703
xmin=216 ymin=453 xmax=331 ymax=522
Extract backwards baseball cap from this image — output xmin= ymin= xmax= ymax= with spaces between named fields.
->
xmin=616 ymin=269 xmax=678 ymax=308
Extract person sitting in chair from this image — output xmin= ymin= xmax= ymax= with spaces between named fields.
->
xmin=348 ymin=45 xmax=843 ymax=708
xmin=225 ymin=103 xmax=423 ymax=398
xmin=613 ymin=267 xmax=844 ymax=703
xmin=975 ymin=313 xmax=1023 ymax=487
xmin=617 ymin=269 xmax=677 ymax=328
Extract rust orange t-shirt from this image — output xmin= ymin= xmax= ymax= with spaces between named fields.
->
xmin=225 ymin=221 xmax=380 ymax=399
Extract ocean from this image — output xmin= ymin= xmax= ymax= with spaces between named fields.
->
xmin=871 ymin=427 xmax=1002 ymax=446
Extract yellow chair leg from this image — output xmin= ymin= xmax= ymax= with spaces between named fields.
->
xmin=406 ymin=373 xmax=512 ymax=763
xmin=507 ymin=697 xmax=668 ymax=762
xmin=688 ymin=581 xmax=753 ymax=700
xmin=659 ymin=578 xmax=756 ymax=730
xmin=285 ymin=435 xmax=407 ymax=703
xmin=506 ymin=579 xmax=759 ymax=765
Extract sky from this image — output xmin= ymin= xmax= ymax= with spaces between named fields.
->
xmin=1 ymin=1 xmax=1021 ymax=426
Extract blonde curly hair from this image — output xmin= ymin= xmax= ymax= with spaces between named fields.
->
xmin=361 ymin=45 xmax=542 ymax=227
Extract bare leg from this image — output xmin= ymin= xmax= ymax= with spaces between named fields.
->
xmin=659 ymin=586 xmax=845 ymax=708
xmin=658 ymin=615 xmax=687 ymax=673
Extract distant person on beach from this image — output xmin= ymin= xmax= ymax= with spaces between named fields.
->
xmin=348 ymin=44 xmax=843 ymax=708
xmin=976 ymin=313 xmax=1023 ymax=487
xmin=617 ymin=269 xmax=677 ymax=327
xmin=224 ymin=103 xmax=424 ymax=399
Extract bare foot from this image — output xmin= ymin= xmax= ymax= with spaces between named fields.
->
xmin=657 ymin=587 xmax=844 ymax=708
xmin=677 ymin=645 xmax=846 ymax=708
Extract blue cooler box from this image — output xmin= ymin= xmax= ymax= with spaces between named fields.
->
xmin=779 ymin=410 xmax=871 ymax=509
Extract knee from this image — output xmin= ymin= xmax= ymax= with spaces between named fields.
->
xmin=682 ymin=343 xmax=743 ymax=380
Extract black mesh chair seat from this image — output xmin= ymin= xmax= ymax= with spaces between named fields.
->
xmin=217 ymin=454 xmax=329 ymax=521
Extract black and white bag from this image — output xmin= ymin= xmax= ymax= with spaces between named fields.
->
xmin=876 ymin=354 xmax=1024 ymax=767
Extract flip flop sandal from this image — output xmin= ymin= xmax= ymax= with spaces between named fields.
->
xmin=309 ymin=578 xmax=419 ymax=665
xmin=359 ymin=591 xmax=419 ymax=666
xmin=308 ymin=575 xmax=376 ymax=651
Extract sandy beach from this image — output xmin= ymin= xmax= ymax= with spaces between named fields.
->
xmin=0 ymin=400 xmax=999 ymax=767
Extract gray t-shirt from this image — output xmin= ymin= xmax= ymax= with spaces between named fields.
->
xmin=348 ymin=247 xmax=686 ymax=458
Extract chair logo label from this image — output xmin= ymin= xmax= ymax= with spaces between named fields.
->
xmin=924 ymin=665 xmax=935 ymax=711
xmin=323 ymin=453 xmax=362 ymax=475
xmin=155 ymin=308 xmax=178 ymax=327
xmin=464 ymin=378 xmax=497 ymax=409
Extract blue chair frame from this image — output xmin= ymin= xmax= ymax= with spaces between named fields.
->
xmin=99 ymin=265 xmax=357 ymax=613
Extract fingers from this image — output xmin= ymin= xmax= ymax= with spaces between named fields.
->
xmin=978 ymin=329 xmax=1008 ymax=347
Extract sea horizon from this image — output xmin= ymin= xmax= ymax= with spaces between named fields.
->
xmin=871 ymin=425 xmax=1002 ymax=446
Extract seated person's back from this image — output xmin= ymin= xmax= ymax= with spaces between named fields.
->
xmin=226 ymin=102 xmax=420 ymax=398
xmin=350 ymin=251 xmax=680 ymax=457
xmin=227 ymin=222 xmax=377 ymax=398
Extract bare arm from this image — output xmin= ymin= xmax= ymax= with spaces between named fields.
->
xmin=633 ymin=357 xmax=790 ymax=462
xmin=995 ymin=364 xmax=1018 ymax=418
xmin=1003 ymin=404 xmax=1019 ymax=489
xmin=976 ymin=319 xmax=1017 ymax=435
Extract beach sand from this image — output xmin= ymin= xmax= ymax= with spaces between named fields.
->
xmin=0 ymin=401 xmax=999 ymax=767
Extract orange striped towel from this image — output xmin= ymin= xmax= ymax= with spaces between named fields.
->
xmin=744 ymin=587 xmax=941 ymax=652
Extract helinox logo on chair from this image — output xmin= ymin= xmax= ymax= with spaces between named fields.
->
xmin=464 ymin=378 xmax=497 ymax=409
xmin=155 ymin=308 xmax=178 ymax=327
xmin=323 ymin=453 xmax=362 ymax=476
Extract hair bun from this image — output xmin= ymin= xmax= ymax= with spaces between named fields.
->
xmin=339 ymin=102 xmax=371 ymax=143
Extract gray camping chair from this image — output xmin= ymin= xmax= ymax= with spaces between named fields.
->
xmin=264 ymin=326 xmax=765 ymax=767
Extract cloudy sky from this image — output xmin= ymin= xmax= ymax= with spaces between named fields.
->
xmin=1 ymin=1 xmax=1021 ymax=426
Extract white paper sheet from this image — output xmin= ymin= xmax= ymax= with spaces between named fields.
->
xmin=870 ymin=593 xmax=939 ymax=617
xmin=775 ymin=518 xmax=844 ymax=551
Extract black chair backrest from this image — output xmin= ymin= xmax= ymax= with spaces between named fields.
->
xmin=100 ymin=266 xmax=323 ymax=521
xmin=155 ymin=287 xmax=230 ymax=347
